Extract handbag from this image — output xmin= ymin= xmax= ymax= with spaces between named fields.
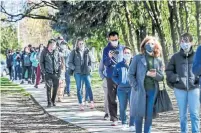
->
xmin=154 ymin=81 xmax=173 ymax=113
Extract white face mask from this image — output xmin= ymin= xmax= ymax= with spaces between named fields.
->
xmin=123 ymin=54 xmax=131 ymax=61
xmin=111 ymin=41 xmax=118 ymax=47
xmin=180 ymin=43 xmax=191 ymax=53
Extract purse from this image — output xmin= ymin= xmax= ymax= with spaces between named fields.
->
xmin=154 ymin=81 xmax=173 ymax=113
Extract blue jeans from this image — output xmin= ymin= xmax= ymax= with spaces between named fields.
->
xmin=65 ymin=71 xmax=71 ymax=94
xmin=117 ymin=88 xmax=131 ymax=125
xmin=74 ymin=74 xmax=93 ymax=104
xmin=174 ymin=88 xmax=200 ymax=133
xmin=15 ymin=65 xmax=21 ymax=80
xmin=135 ymin=89 xmax=156 ymax=133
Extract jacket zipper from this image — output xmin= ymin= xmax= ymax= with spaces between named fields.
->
xmin=186 ymin=54 xmax=189 ymax=91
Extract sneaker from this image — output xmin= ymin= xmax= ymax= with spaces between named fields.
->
xmin=129 ymin=126 xmax=135 ymax=132
xmin=58 ymin=98 xmax=62 ymax=102
xmin=104 ymin=113 xmax=109 ymax=120
xmin=90 ymin=101 xmax=94 ymax=109
xmin=52 ymin=103 xmax=56 ymax=106
xmin=20 ymin=80 xmax=24 ymax=84
xmin=34 ymin=85 xmax=38 ymax=88
xmin=47 ymin=103 xmax=51 ymax=107
xmin=111 ymin=121 xmax=118 ymax=126
xmin=28 ymin=80 xmax=32 ymax=84
xmin=67 ymin=93 xmax=71 ymax=97
xmin=122 ymin=124 xmax=129 ymax=131
xmin=79 ymin=104 xmax=84 ymax=111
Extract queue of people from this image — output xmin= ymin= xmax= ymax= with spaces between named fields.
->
xmin=6 ymin=32 xmax=201 ymax=133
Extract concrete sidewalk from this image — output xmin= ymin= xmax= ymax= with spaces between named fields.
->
xmin=13 ymin=80 xmax=165 ymax=133
xmin=14 ymin=81 xmax=136 ymax=133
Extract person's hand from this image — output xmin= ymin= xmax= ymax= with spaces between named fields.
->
xmin=108 ymin=51 xmax=113 ymax=58
xmin=146 ymin=71 xmax=156 ymax=77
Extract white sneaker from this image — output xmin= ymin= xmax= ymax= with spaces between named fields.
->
xmin=129 ymin=126 xmax=135 ymax=132
xmin=111 ymin=121 xmax=118 ymax=126
xmin=121 ymin=124 xmax=129 ymax=131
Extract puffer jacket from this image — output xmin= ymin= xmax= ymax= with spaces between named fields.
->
xmin=166 ymin=48 xmax=199 ymax=90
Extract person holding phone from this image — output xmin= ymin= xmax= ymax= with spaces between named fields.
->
xmin=128 ymin=36 xmax=164 ymax=133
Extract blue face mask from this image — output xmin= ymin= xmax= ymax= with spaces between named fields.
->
xmin=145 ymin=43 xmax=154 ymax=54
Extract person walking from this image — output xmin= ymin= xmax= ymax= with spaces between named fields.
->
xmin=68 ymin=38 xmax=94 ymax=111
xmin=13 ymin=49 xmax=22 ymax=80
xmin=40 ymin=39 xmax=61 ymax=107
xmin=20 ymin=47 xmax=32 ymax=84
xmin=30 ymin=47 xmax=39 ymax=84
xmin=6 ymin=49 xmax=14 ymax=80
xmin=99 ymin=58 xmax=109 ymax=120
xmin=112 ymin=46 xmax=135 ymax=131
xmin=166 ymin=33 xmax=200 ymax=133
xmin=192 ymin=45 xmax=201 ymax=103
xmin=34 ymin=44 xmax=45 ymax=88
xmin=102 ymin=31 xmax=124 ymax=126
xmin=128 ymin=36 xmax=164 ymax=133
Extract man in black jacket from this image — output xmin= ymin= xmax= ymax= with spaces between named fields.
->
xmin=40 ymin=39 xmax=61 ymax=107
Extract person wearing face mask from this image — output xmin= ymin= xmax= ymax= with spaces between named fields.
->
xmin=112 ymin=47 xmax=135 ymax=131
xmin=166 ymin=33 xmax=200 ymax=133
xmin=40 ymin=39 xmax=61 ymax=107
xmin=30 ymin=47 xmax=39 ymax=84
xmin=6 ymin=49 xmax=14 ymax=80
xmin=128 ymin=36 xmax=164 ymax=133
xmin=34 ymin=44 xmax=45 ymax=88
xmin=68 ymin=38 xmax=94 ymax=111
xmin=20 ymin=47 xmax=32 ymax=84
xmin=13 ymin=49 xmax=22 ymax=80
xmin=102 ymin=31 xmax=124 ymax=126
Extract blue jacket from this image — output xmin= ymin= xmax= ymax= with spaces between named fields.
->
xmin=103 ymin=43 xmax=124 ymax=78
xmin=193 ymin=45 xmax=201 ymax=84
xmin=112 ymin=60 xmax=131 ymax=89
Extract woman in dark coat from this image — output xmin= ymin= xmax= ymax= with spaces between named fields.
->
xmin=128 ymin=36 xmax=164 ymax=133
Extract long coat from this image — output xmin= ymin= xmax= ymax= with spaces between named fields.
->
xmin=128 ymin=54 xmax=164 ymax=118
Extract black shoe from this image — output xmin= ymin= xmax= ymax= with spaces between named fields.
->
xmin=34 ymin=85 xmax=38 ymax=88
xmin=20 ymin=81 xmax=24 ymax=84
xmin=28 ymin=80 xmax=32 ymax=84
xmin=104 ymin=113 xmax=109 ymax=120
xmin=67 ymin=93 xmax=71 ymax=97
xmin=52 ymin=103 xmax=56 ymax=106
xmin=47 ymin=103 xmax=51 ymax=107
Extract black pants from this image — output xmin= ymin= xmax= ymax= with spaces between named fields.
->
xmin=22 ymin=66 xmax=32 ymax=80
xmin=7 ymin=66 xmax=13 ymax=80
xmin=45 ymin=73 xmax=59 ymax=104
xmin=106 ymin=78 xmax=118 ymax=121
xmin=31 ymin=66 xmax=37 ymax=83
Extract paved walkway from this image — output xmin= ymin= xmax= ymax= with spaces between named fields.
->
xmin=13 ymin=81 xmax=140 ymax=133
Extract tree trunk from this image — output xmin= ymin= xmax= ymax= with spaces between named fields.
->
xmin=184 ymin=1 xmax=189 ymax=32
xmin=120 ymin=20 xmax=131 ymax=47
xmin=123 ymin=1 xmax=138 ymax=54
xmin=179 ymin=1 xmax=185 ymax=34
xmin=195 ymin=1 xmax=201 ymax=44
xmin=135 ymin=29 xmax=141 ymax=52
xmin=168 ymin=0 xmax=179 ymax=53
xmin=144 ymin=1 xmax=169 ymax=64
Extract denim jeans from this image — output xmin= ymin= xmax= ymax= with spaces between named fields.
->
xmin=74 ymin=74 xmax=93 ymax=104
xmin=135 ymin=89 xmax=156 ymax=133
xmin=117 ymin=87 xmax=131 ymax=125
xmin=174 ymin=88 xmax=200 ymax=133
xmin=15 ymin=65 xmax=21 ymax=80
xmin=65 ymin=71 xmax=71 ymax=94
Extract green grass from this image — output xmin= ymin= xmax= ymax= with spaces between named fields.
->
xmin=0 ymin=78 xmax=30 ymax=96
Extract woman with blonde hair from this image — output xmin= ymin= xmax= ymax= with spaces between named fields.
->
xmin=128 ymin=36 xmax=164 ymax=133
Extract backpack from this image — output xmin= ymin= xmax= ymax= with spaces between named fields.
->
xmin=23 ymin=54 xmax=31 ymax=66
